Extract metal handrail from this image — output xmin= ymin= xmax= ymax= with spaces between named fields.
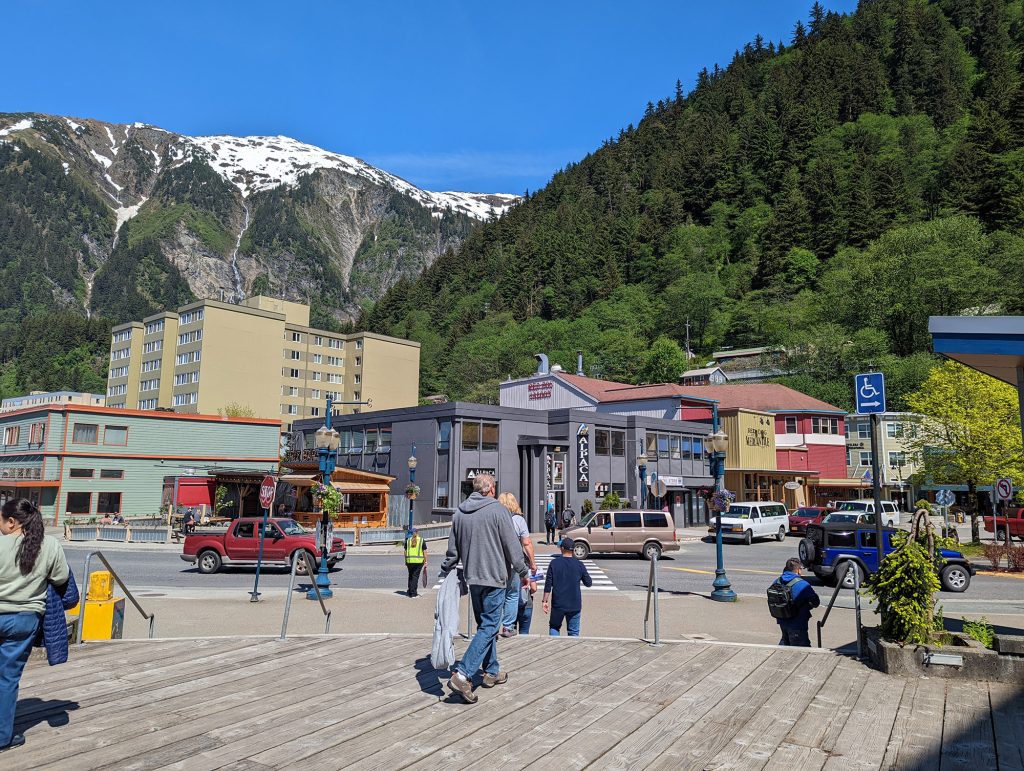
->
xmin=280 ymin=551 xmax=332 ymax=640
xmin=816 ymin=562 xmax=863 ymax=658
xmin=643 ymin=556 xmax=661 ymax=647
xmin=76 ymin=551 xmax=155 ymax=644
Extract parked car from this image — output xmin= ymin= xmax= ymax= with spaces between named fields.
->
xmin=566 ymin=509 xmax=679 ymax=560
xmin=983 ymin=507 xmax=1024 ymax=542
xmin=788 ymin=506 xmax=832 ymax=536
xmin=832 ymin=499 xmax=901 ymax=527
xmin=710 ymin=502 xmax=789 ymax=544
xmin=798 ymin=523 xmax=974 ymax=592
xmin=181 ymin=517 xmax=347 ymax=574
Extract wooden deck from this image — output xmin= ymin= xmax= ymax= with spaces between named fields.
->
xmin=12 ymin=634 xmax=1022 ymax=770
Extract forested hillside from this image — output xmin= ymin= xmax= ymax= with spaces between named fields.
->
xmin=366 ymin=0 xmax=1024 ymax=409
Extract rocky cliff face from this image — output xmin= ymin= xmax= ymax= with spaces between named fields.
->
xmin=0 ymin=112 xmax=518 ymax=327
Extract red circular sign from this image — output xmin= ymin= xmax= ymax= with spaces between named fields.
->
xmin=259 ymin=475 xmax=276 ymax=509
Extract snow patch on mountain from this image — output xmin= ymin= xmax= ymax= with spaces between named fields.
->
xmin=0 ymin=118 xmax=34 ymax=137
xmin=186 ymin=134 xmax=517 ymax=220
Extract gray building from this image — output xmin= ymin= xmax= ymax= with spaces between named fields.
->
xmin=290 ymin=402 xmax=714 ymax=531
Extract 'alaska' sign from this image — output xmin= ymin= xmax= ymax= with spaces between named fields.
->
xmin=577 ymin=424 xmax=590 ymax=492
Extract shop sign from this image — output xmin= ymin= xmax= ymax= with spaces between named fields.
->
xmin=576 ymin=424 xmax=590 ymax=492
xmin=528 ymin=381 xmax=553 ymax=400
xmin=595 ymin=482 xmax=609 ymax=498
xmin=659 ymin=476 xmax=686 ymax=487
xmin=465 ymin=467 xmax=496 ymax=480
xmin=746 ymin=427 xmax=771 ymax=447
xmin=551 ymin=459 xmax=565 ymax=490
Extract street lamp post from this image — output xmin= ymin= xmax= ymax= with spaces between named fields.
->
xmin=308 ymin=397 xmax=340 ymax=600
xmin=709 ymin=428 xmax=736 ymax=602
xmin=890 ymin=459 xmax=905 ymax=510
xmin=637 ymin=452 xmax=649 ymax=509
xmin=407 ymin=445 xmax=418 ymax=535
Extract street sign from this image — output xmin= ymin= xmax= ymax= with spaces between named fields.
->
xmin=855 ymin=372 xmax=886 ymax=414
xmin=996 ymin=478 xmax=1014 ymax=502
xmin=936 ymin=489 xmax=955 ymax=507
xmin=259 ymin=475 xmax=276 ymax=509
xmin=650 ymin=479 xmax=668 ymax=499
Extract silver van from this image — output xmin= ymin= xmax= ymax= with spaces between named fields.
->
xmin=564 ymin=509 xmax=680 ymax=560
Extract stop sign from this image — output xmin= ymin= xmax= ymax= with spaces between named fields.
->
xmin=259 ymin=475 xmax=276 ymax=509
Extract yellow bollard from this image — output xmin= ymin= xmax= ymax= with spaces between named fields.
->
xmin=69 ymin=571 xmax=125 ymax=641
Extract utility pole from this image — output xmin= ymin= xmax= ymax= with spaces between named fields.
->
xmin=685 ymin=319 xmax=692 ymax=362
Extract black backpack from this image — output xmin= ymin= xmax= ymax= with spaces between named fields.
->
xmin=766 ymin=577 xmax=801 ymax=620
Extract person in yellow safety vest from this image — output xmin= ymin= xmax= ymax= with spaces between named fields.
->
xmin=404 ymin=528 xmax=427 ymax=598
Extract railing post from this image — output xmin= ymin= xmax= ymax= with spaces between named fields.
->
xmin=853 ymin=564 xmax=863 ymax=659
xmin=651 ymin=557 xmax=661 ymax=647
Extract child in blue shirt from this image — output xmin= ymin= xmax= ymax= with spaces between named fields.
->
xmin=542 ymin=538 xmax=592 ymax=636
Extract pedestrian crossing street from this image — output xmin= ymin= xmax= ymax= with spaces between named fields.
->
xmin=431 ymin=553 xmax=617 ymax=591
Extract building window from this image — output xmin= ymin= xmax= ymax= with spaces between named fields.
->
xmin=139 ymin=379 xmax=160 ymax=392
xmin=354 ymin=356 xmax=362 ymax=367
xmin=355 ymin=340 xmax=363 ymax=350
xmin=3 ymin=426 xmax=20 ymax=446
xmin=611 ymin=430 xmax=625 ymax=457
xmin=365 ymin=428 xmax=378 ymax=453
xmin=311 ymin=372 xmax=322 ymax=381
xmin=139 ymin=399 xmax=158 ymax=410
xmin=886 ymin=422 xmax=903 ymax=438
xmin=858 ymin=451 xmax=871 ymax=467
xmin=29 ymin=422 xmax=45 ymax=445
xmin=69 ymin=468 xmax=94 ymax=478
xmin=438 ymin=421 xmax=452 ymax=451
xmin=283 ymin=386 xmax=298 ymax=397
xmin=142 ymin=340 xmax=163 ymax=353
xmin=326 ymin=356 xmax=343 ymax=367
xmin=100 ymin=469 xmax=124 ymax=479
xmin=354 ymin=374 xmax=361 ymax=385
xmin=287 ymin=350 xmax=301 ymax=360
xmin=889 ymin=451 xmax=907 ymax=467
xmin=811 ymin=417 xmax=840 ymax=435
xmin=111 ymin=348 xmax=131 ymax=361
xmin=179 ymin=309 xmax=204 ymax=325
xmin=327 ymin=373 xmax=343 ymax=384
xmin=670 ymin=436 xmax=681 ymax=459
xmin=110 ymin=365 xmax=129 ymax=378
xmin=104 ymin=426 xmax=128 ymax=446
xmin=107 ymin=384 xmax=127 ymax=397
xmin=313 ymin=354 xmax=322 ymax=364
xmin=174 ymin=372 xmax=199 ymax=386
xmin=310 ymin=389 xmax=321 ymax=399
xmin=785 ymin=417 xmax=798 ymax=434
xmin=145 ymin=320 xmax=164 ymax=334
xmin=172 ymin=392 xmax=198 ymax=406
xmin=177 ymin=329 xmax=203 ymax=345
xmin=846 ymin=448 xmax=852 ymax=466
xmin=313 ymin=335 xmax=323 ymax=346
xmin=73 ymin=423 xmax=98 ymax=444
xmin=595 ymin=429 xmax=609 ymax=456
xmin=857 ymin=423 xmax=871 ymax=439
xmin=436 ymin=481 xmax=449 ymax=509
xmin=66 ymin=492 xmax=91 ymax=514
xmin=289 ymin=369 xmax=301 ymax=379
xmin=291 ymin=332 xmax=302 ymax=342
xmin=97 ymin=492 xmax=122 ymax=514
xmin=141 ymin=359 xmax=161 ymax=373
xmin=310 ymin=407 xmax=320 ymax=417
xmin=657 ymin=434 xmax=669 ymax=459
xmin=843 ymin=422 xmax=849 ymax=438
xmin=353 ymin=391 xmax=360 ymax=401
xmin=462 ymin=422 xmax=481 ymax=451
xmin=379 ymin=426 xmax=392 ymax=451
xmin=328 ymin=338 xmax=343 ymax=350
xmin=645 ymin=433 xmax=657 ymax=458
xmin=481 ymin=423 xmax=499 ymax=452
xmin=176 ymin=350 xmax=201 ymax=365
xmin=112 ymin=329 xmax=132 ymax=343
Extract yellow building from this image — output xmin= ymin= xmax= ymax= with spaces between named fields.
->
xmin=719 ymin=408 xmax=810 ymax=510
xmin=105 ymin=296 xmax=420 ymax=430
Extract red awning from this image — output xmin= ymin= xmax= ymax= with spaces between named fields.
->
xmin=176 ymin=477 xmax=215 ymax=506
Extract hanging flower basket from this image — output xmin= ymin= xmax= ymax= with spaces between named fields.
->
xmin=706 ymin=489 xmax=736 ymax=513
xmin=405 ymin=484 xmax=421 ymax=500
xmin=311 ymin=481 xmax=343 ymax=514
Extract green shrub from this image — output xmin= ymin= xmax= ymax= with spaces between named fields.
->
xmin=600 ymin=492 xmax=622 ymax=510
xmin=962 ymin=617 xmax=995 ymax=649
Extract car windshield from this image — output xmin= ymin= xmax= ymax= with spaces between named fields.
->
xmin=725 ymin=506 xmax=750 ymax=519
xmin=579 ymin=512 xmax=599 ymax=528
xmin=823 ymin=513 xmax=861 ymax=523
xmin=794 ymin=508 xmax=820 ymax=517
xmin=277 ymin=519 xmax=306 ymax=535
xmin=836 ymin=501 xmax=869 ymax=512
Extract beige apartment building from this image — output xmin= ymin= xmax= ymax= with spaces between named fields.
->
xmin=106 ymin=296 xmax=420 ymax=430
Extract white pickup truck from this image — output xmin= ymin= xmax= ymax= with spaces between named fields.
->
xmin=825 ymin=499 xmax=902 ymax=527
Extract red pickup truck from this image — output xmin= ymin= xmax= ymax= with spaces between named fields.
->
xmin=181 ymin=517 xmax=347 ymax=574
xmin=984 ymin=508 xmax=1024 ymax=542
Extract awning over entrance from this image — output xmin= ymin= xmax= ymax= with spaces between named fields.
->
xmin=330 ymin=481 xmax=391 ymax=494
xmin=930 ymin=316 xmax=1024 ymax=386
xmin=280 ymin=473 xmax=319 ymax=485
xmin=811 ymin=478 xmax=873 ymax=488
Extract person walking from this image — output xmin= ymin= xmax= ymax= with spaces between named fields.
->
xmin=768 ymin=558 xmax=820 ymax=647
xmin=0 ymin=499 xmax=71 ymax=753
xmin=441 ymin=473 xmax=531 ymax=704
xmin=542 ymin=537 xmax=592 ymax=636
xmin=497 ymin=492 xmax=537 ymax=637
xmin=544 ymin=504 xmax=557 ymax=544
xmin=404 ymin=527 xmax=427 ymax=598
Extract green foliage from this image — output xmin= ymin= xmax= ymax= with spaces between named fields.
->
xmin=866 ymin=528 xmax=942 ymax=644
xmin=214 ymin=485 xmax=231 ymax=516
xmin=127 ymin=204 xmax=233 ymax=256
xmin=962 ymin=617 xmax=996 ymax=649
xmin=600 ymin=492 xmax=622 ymax=510
xmin=218 ymin=402 xmax=256 ymax=418
xmin=582 ymin=498 xmax=594 ymax=515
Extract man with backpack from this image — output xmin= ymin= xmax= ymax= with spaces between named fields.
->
xmin=767 ymin=558 xmax=820 ymax=647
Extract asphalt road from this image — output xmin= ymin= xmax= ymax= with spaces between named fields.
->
xmin=62 ymin=537 xmax=1024 ymax=615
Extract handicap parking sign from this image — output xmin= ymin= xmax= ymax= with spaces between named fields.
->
xmin=855 ymin=372 xmax=886 ymax=414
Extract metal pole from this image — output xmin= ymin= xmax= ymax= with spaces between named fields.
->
xmin=281 ymin=552 xmax=299 ymax=640
xmin=407 ymin=443 xmax=416 ymax=535
xmin=853 ymin=562 xmax=863 ymax=659
xmin=710 ymin=408 xmax=735 ymax=602
xmin=309 ymin=396 xmax=334 ymax=600
xmin=652 ymin=555 xmax=661 ymax=646
xmin=870 ymin=413 xmax=885 ymax=567
xmin=250 ymin=506 xmax=269 ymax=602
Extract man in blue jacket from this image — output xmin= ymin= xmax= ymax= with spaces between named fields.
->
xmin=774 ymin=558 xmax=820 ymax=647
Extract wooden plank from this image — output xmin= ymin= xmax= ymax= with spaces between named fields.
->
xmin=940 ymin=680 xmax=997 ymax=771
xmin=648 ymin=650 xmax=809 ymax=770
xmin=14 ymin=637 xmax=427 ymax=769
xmin=586 ymin=646 xmax=773 ymax=770
xmin=260 ymin=639 xmax=631 ymax=771
xmin=821 ymin=671 xmax=905 ymax=770
xmin=763 ymin=743 xmax=828 ymax=771
xmin=881 ymin=678 xmax=946 ymax=771
xmin=989 ymin=681 xmax=1024 ymax=771
xmin=699 ymin=653 xmax=838 ymax=770
xmin=784 ymin=659 xmax=870 ymax=753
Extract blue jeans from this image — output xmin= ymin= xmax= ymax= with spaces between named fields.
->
xmin=502 ymin=573 xmax=520 ymax=628
xmin=458 ymin=585 xmax=504 ymax=679
xmin=549 ymin=608 xmax=581 ymax=637
xmin=0 ymin=612 xmax=41 ymax=746
xmin=517 ymin=595 xmax=533 ymax=634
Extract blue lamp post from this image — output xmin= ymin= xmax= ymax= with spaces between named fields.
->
xmin=709 ymin=428 xmax=736 ymax=602
xmin=637 ymin=447 xmax=649 ymax=509
xmin=308 ymin=397 xmax=340 ymax=600
xmin=406 ymin=444 xmax=417 ymax=535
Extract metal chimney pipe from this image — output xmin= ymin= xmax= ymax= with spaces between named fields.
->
xmin=534 ymin=354 xmax=549 ymax=375
xmin=576 ymin=350 xmax=584 ymax=376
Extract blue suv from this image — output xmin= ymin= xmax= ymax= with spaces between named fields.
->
xmin=798 ymin=523 xmax=975 ymax=592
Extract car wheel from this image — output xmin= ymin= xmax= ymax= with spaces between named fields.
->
xmin=643 ymin=542 xmax=662 ymax=561
xmin=798 ymin=538 xmax=816 ymax=567
xmin=197 ymin=550 xmax=222 ymax=574
xmin=836 ymin=560 xmax=863 ymax=589
xmin=294 ymin=551 xmax=317 ymax=575
xmin=572 ymin=542 xmax=590 ymax=560
xmin=776 ymin=526 xmax=786 ymax=542
xmin=941 ymin=564 xmax=970 ymax=593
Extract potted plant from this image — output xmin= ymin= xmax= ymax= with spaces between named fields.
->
xmin=701 ymin=488 xmax=736 ymax=513
xmin=405 ymin=484 xmax=421 ymax=500
xmin=311 ymin=481 xmax=343 ymax=514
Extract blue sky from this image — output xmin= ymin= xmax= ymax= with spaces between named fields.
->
xmin=7 ymin=1 xmax=858 ymax=193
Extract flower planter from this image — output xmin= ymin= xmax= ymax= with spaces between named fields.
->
xmin=97 ymin=526 xmax=129 ymax=542
xmin=129 ymin=526 xmax=172 ymax=543
xmin=67 ymin=525 xmax=98 ymax=541
xmin=863 ymin=627 xmax=1024 ymax=682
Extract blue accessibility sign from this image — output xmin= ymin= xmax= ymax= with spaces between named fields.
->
xmin=854 ymin=372 xmax=886 ymax=414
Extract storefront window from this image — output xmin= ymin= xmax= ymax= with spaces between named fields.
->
xmin=658 ymin=434 xmax=669 ymax=459
xmin=436 ymin=481 xmax=449 ymax=509
xmin=349 ymin=428 xmax=364 ymax=454
xmin=481 ymin=423 xmax=499 ymax=452
xmin=692 ymin=438 xmax=703 ymax=458
xmin=339 ymin=430 xmax=351 ymax=453
xmin=438 ymin=421 xmax=452 ymax=451
xmin=66 ymin=492 xmax=91 ymax=514
xmin=611 ymin=431 xmax=625 ymax=457
xmin=98 ymin=492 xmax=122 ymax=513
xmin=681 ymin=437 xmax=692 ymax=460
xmin=365 ymin=427 xmax=379 ymax=453
xmin=378 ymin=425 xmax=392 ymax=452
xmin=463 ymin=422 xmax=481 ymax=451
xmin=595 ymin=429 xmax=610 ymax=456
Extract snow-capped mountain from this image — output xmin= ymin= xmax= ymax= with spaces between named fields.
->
xmin=0 ymin=112 xmax=520 ymax=324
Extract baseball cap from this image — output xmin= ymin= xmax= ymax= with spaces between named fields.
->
xmin=559 ymin=537 xmax=575 ymax=551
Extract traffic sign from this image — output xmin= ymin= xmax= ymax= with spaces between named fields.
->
xmin=855 ymin=372 xmax=886 ymax=414
xmin=259 ymin=475 xmax=276 ymax=509
xmin=996 ymin=478 xmax=1014 ymax=502
xmin=650 ymin=479 xmax=668 ymax=499
xmin=936 ymin=489 xmax=955 ymax=507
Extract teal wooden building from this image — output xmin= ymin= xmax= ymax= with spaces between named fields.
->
xmin=0 ymin=404 xmax=281 ymax=521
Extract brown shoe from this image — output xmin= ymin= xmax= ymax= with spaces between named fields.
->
xmin=447 ymin=672 xmax=478 ymax=703
xmin=482 ymin=672 xmax=508 ymax=688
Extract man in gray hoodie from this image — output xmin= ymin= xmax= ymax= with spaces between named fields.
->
xmin=441 ymin=472 xmax=529 ymax=703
